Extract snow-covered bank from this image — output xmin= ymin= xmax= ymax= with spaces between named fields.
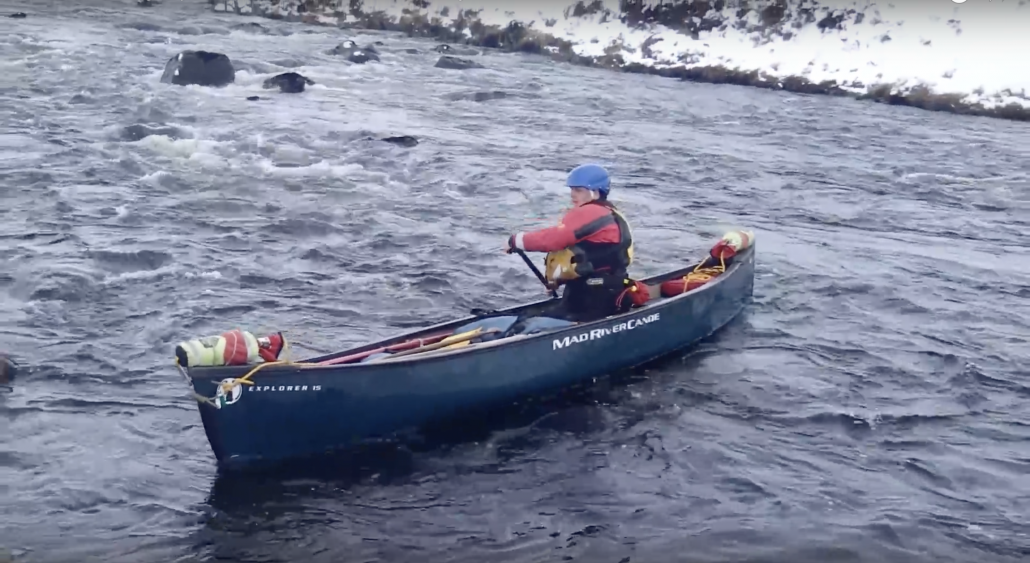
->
xmin=210 ymin=0 xmax=1030 ymax=122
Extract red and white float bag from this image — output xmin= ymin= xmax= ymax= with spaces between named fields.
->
xmin=175 ymin=329 xmax=287 ymax=368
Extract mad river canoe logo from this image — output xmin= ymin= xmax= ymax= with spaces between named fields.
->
xmin=215 ymin=378 xmax=243 ymax=406
xmin=215 ymin=378 xmax=323 ymax=407
xmin=552 ymin=312 xmax=661 ymax=350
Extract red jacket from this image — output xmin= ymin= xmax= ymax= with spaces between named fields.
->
xmin=512 ymin=202 xmax=621 ymax=252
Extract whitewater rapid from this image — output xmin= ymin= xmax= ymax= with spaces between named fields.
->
xmin=217 ymin=0 xmax=1030 ymax=117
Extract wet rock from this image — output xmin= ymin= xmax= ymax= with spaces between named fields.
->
xmin=434 ymin=44 xmax=479 ymax=56
xmin=262 ymin=72 xmax=315 ymax=93
xmin=9 ymin=12 xmax=27 ymax=18
xmin=160 ymin=50 xmax=235 ymax=87
xmin=327 ymin=40 xmax=380 ymax=63
xmin=0 ymin=354 xmax=17 ymax=385
xmin=137 ymin=0 xmax=156 ymax=6
xmin=117 ymin=21 xmax=163 ymax=31
xmin=379 ymin=135 xmax=418 ymax=147
xmin=246 ymin=96 xmax=261 ymax=101
xmin=435 ymin=56 xmax=484 ymax=70
xmin=231 ymin=22 xmax=270 ymax=33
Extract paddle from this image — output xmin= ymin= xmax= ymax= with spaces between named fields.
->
xmin=514 ymin=248 xmax=559 ymax=299
xmin=366 ymin=327 xmax=501 ymax=363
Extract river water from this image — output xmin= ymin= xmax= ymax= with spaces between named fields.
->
xmin=1 ymin=1 xmax=1028 ymax=562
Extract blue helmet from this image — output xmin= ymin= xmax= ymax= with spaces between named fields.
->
xmin=566 ymin=163 xmax=610 ymax=197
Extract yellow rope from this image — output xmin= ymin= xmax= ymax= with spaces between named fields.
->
xmin=176 ymin=356 xmax=318 ymax=408
xmin=675 ymin=253 xmax=727 ymax=294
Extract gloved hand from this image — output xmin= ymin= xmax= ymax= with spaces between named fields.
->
xmin=502 ymin=234 xmax=517 ymax=254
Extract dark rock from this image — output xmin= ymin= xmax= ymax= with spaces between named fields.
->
xmin=435 ymin=55 xmax=484 ymax=70
xmin=380 ymin=135 xmax=418 ymax=147
xmin=327 ymin=40 xmax=380 ymax=63
xmin=9 ymin=12 xmax=27 ymax=18
xmin=246 ymin=96 xmax=261 ymax=101
xmin=0 ymin=354 xmax=17 ymax=385
xmin=262 ymin=72 xmax=315 ymax=93
xmin=434 ymin=43 xmax=479 ymax=56
xmin=403 ymin=48 xmax=420 ymax=54
xmin=160 ymin=50 xmax=235 ymax=87
xmin=817 ymin=12 xmax=845 ymax=32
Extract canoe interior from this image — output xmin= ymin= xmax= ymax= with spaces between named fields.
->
xmin=260 ymin=246 xmax=753 ymax=367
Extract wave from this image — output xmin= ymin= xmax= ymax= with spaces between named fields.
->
xmin=209 ymin=0 xmax=1029 ymax=122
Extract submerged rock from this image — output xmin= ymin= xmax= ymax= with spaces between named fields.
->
xmin=444 ymin=90 xmax=508 ymax=102
xmin=379 ymin=135 xmax=419 ymax=147
xmin=435 ymin=56 xmax=484 ymax=70
xmin=121 ymin=124 xmax=190 ymax=141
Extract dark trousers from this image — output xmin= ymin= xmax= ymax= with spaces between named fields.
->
xmin=542 ymin=272 xmax=633 ymax=323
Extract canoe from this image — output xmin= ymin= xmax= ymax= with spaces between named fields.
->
xmin=176 ymin=232 xmax=756 ymax=470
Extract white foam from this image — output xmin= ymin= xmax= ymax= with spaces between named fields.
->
xmin=318 ymin=0 xmax=1028 ymax=111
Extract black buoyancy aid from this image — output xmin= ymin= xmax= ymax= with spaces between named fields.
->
xmin=544 ymin=200 xmax=634 ymax=283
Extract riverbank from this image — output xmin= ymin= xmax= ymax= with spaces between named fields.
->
xmin=208 ymin=0 xmax=1026 ymax=122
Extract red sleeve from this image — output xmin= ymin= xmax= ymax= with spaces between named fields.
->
xmin=517 ymin=205 xmax=613 ymax=252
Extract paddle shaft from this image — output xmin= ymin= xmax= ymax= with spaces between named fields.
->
xmin=317 ymin=331 xmax=453 ymax=365
xmin=515 ymin=249 xmax=559 ymax=299
xmin=368 ymin=328 xmax=501 ymax=362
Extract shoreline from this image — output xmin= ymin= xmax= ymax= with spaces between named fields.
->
xmin=208 ymin=0 xmax=1030 ymax=123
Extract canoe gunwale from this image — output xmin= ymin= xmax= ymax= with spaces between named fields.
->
xmin=184 ymin=245 xmax=754 ymax=378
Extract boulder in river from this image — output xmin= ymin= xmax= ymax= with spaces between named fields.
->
xmin=9 ymin=12 xmax=27 ymax=18
xmin=435 ymin=55 xmax=484 ymax=70
xmin=262 ymin=72 xmax=315 ymax=93
xmin=160 ymin=50 xmax=235 ymax=87
xmin=444 ymin=90 xmax=508 ymax=103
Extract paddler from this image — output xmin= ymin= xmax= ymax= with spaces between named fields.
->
xmin=504 ymin=163 xmax=645 ymax=322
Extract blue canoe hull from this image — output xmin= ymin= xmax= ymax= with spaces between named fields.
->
xmin=184 ymin=244 xmax=756 ymax=470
